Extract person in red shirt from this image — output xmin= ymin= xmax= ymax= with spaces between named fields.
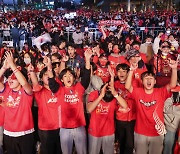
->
xmin=0 ymin=104 xmax=4 ymax=154
xmin=108 ymin=44 xmax=126 ymax=74
xmin=125 ymin=58 xmax=178 ymax=154
xmin=87 ymin=66 xmax=128 ymax=154
xmin=28 ymin=63 xmax=62 ymax=154
xmin=126 ymin=49 xmax=147 ymax=88
xmin=47 ymin=49 xmax=92 ymax=154
xmin=58 ymin=40 xmax=66 ymax=56
xmin=95 ymin=53 xmax=110 ymax=83
xmin=114 ymin=63 xmax=136 ymax=154
xmin=0 ymin=51 xmax=34 ymax=154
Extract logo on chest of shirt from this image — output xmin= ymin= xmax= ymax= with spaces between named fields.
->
xmin=139 ymin=99 xmax=156 ymax=107
xmin=96 ymin=104 xmax=109 ymax=114
xmin=117 ymin=89 xmax=128 ymax=99
xmin=47 ymin=97 xmax=57 ymax=104
xmin=64 ymin=93 xmax=79 ymax=104
xmin=134 ymin=73 xmax=140 ymax=79
xmin=6 ymin=96 xmax=21 ymax=108
xmin=97 ymin=68 xmax=110 ymax=78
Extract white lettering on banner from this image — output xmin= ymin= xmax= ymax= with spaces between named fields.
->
xmin=64 ymin=94 xmax=79 ymax=104
xmin=96 ymin=104 xmax=109 ymax=114
xmin=99 ymin=20 xmax=128 ymax=26
xmin=47 ymin=97 xmax=57 ymax=103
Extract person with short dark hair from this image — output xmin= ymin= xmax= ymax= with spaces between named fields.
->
xmin=115 ymin=63 xmax=136 ymax=154
xmin=125 ymin=58 xmax=178 ymax=154
xmin=28 ymin=63 xmax=61 ymax=154
xmin=47 ymin=49 xmax=92 ymax=154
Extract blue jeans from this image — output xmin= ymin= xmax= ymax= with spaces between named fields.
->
xmin=163 ymin=130 xmax=176 ymax=154
xmin=60 ymin=126 xmax=87 ymax=154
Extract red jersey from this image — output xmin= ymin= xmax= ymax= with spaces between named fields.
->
xmin=131 ymin=87 xmax=171 ymax=136
xmin=132 ymin=67 xmax=147 ymax=88
xmin=59 ymin=49 xmax=66 ymax=55
xmin=1 ymin=85 xmax=34 ymax=135
xmin=95 ymin=65 xmax=110 ymax=83
xmin=56 ymin=83 xmax=85 ymax=128
xmin=88 ymin=91 xmax=117 ymax=137
xmin=34 ymin=87 xmax=60 ymax=130
xmin=108 ymin=55 xmax=126 ymax=74
xmin=114 ymin=81 xmax=136 ymax=121
xmin=0 ymin=106 xmax=4 ymax=127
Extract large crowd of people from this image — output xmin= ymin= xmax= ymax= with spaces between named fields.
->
xmin=0 ymin=7 xmax=179 ymax=154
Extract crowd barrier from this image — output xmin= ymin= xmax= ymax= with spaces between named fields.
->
xmin=0 ymin=26 xmax=179 ymax=47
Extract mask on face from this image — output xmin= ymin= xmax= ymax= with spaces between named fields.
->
xmin=166 ymin=30 xmax=171 ymax=35
xmin=24 ymin=58 xmax=31 ymax=65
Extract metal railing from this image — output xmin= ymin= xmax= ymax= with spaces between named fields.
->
xmin=0 ymin=26 xmax=179 ymax=46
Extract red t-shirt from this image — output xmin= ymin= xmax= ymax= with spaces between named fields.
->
xmin=56 ymin=83 xmax=85 ymax=128
xmin=108 ymin=55 xmax=126 ymax=74
xmin=88 ymin=90 xmax=116 ymax=137
xmin=0 ymin=106 xmax=4 ymax=127
xmin=132 ymin=67 xmax=147 ymax=88
xmin=131 ymin=87 xmax=171 ymax=136
xmin=59 ymin=49 xmax=66 ymax=55
xmin=34 ymin=87 xmax=60 ymax=130
xmin=1 ymin=85 xmax=34 ymax=132
xmin=114 ymin=81 xmax=136 ymax=121
xmin=95 ymin=65 xmax=110 ymax=83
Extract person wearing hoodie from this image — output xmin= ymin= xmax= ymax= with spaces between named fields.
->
xmin=163 ymin=75 xmax=180 ymax=154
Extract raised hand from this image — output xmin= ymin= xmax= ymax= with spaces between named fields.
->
xmin=43 ymin=56 xmax=52 ymax=68
xmin=100 ymin=83 xmax=108 ymax=98
xmin=4 ymin=51 xmax=14 ymax=67
xmin=108 ymin=82 xmax=116 ymax=96
xmin=2 ymin=58 xmax=9 ymax=70
xmin=61 ymin=54 xmax=69 ymax=62
xmin=158 ymin=32 xmax=164 ymax=38
xmin=130 ymin=63 xmax=138 ymax=71
xmin=108 ymin=65 xmax=115 ymax=78
xmin=27 ymin=63 xmax=35 ymax=72
xmin=84 ymin=48 xmax=93 ymax=60
xmin=168 ymin=59 xmax=178 ymax=69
